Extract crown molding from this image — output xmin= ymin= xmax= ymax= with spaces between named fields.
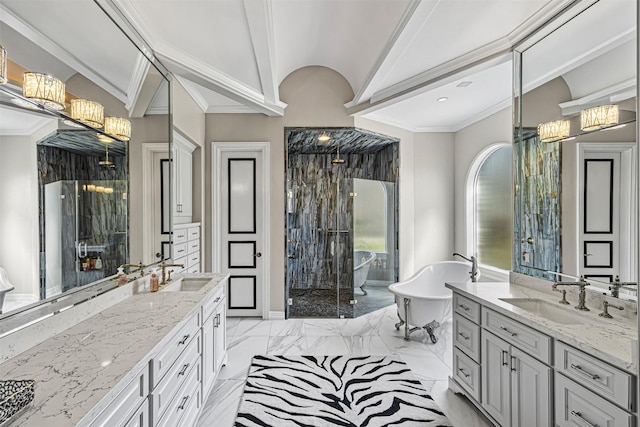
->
xmin=0 ymin=4 xmax=128 ymax=104
xmin=206 ymin=106 xmax=258 ymax=114
xmin=559 ymin=78 xmax=637 ymax=116
xmin=125 ymin=53 xmax=151 ymax=114
xmin=174 ymin=76 xmax=209 ymax=114
xmin=451 ymin=98 xmax=512 ymax=132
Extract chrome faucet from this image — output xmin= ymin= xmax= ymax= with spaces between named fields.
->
xmin=160 ymin=263 xmax=184 ymax=285
xmin=552 ymin=276 xmax=590 ymax=311
xmin=599 ymin=301 xmax=624 ymax=319
xmin=609 ymin=276 xmax=637 ymax=298
xmin=452 ymin=253 xmax=478 ymax=282
xmin=120 ymin=261 xmax=146 ymax=278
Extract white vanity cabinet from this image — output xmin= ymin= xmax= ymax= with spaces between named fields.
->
xmin=555 ymin=342 xmax=636 ymax=427
xmin=481 ymin=329 xmax=551 ymax=427
xmin=173 ymin=133 xmax=196 ymax=221
xmin=202 ymin=286 xmax=227 ymax=395
xmin=452 ymin=293 xmax=482 ymax=401
xmin=173 ymin=223 xmax=201 ymax=273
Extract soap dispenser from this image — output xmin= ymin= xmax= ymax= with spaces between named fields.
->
xmin=150 ymin=273 xmax=159 ymax=292
xmin=116 ymin=267 xmax=128 ymax=286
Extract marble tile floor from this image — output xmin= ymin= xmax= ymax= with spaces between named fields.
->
xmin=195 ymin=304 xmax=493 ymax=427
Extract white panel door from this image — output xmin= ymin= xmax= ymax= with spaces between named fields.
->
xmin=220 ymin=151 xmax=264 ymax=317
xmin=580 ymin=152 xmax=620 ymax=283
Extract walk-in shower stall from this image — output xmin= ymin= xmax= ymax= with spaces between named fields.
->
xmin=286 ymin=128 xmax=399 ymax=318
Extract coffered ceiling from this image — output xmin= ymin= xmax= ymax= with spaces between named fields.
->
xmin=0 ymin=0 xmax=636 ymax=134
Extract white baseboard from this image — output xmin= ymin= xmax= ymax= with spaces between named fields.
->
xmin=268 ymin=311 xmax=285 ymax=320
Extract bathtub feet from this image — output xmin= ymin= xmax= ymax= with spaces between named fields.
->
xmin=424 ymin=320 xmax=441 ymax=343
xmin=394 ymin=311 xmax=405 ymax=331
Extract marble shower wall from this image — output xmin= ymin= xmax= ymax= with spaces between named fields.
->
xmin=513 ymin=133 xmax=561 ymax=279
xmin=38 ymin=145 xmax=127 ymax=294
xmin=286 ymin=143 xmax=399 ymax=297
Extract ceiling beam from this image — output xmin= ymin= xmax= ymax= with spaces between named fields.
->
xmin=348 ymin=0 xmax=441 ymax=107
xmin=243 ymin=0 xmax=280 ymax=106
xmin=155 ymin=42 xmax=285 ymax=116
xmin=346 ymin=0 xmax=580 ymax=118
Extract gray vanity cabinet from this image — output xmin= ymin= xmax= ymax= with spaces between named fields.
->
xmin=481 ymin=330 xmax=551 ymax=427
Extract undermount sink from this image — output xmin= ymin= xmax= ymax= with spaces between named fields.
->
xmin=162 ymin=278 xmax=210 ymax=292
xmin=499 ymin=298 xmax=587 ymax=325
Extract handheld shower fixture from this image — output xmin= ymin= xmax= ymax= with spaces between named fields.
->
xmin=332 ymin=144 xmax=345 ymax=165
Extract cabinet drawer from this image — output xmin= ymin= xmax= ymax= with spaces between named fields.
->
xmin=172 ymin=242 xmax=188 ymax=260
xmin=173 ymin=228 xmax=188 ymax=244
xmin=555 ymin=373 xmax=633 ymax=427
xmin=453 ymin=314 xmax=481 ymax=362
xmin=556 ymin=341 xmax=635 ymax=411
xmin=89 ymin=366 xmax=148 ymax=427
xmin=123 ymin=397 xmax=148 ymax=427
xmin=151 ymin=310 xmax=200 ymax=388
xmin=188 ymin=226 xmax=200 ymax=241
xmin=157 ymin=360 xmax=201 ymax=427
xmin=187 ymin=264 xmax=200 ymax=274
xmin=188 ymin=252 xmax=200 ymax=268
xmin=152 ymin=333 xmax=200 ymax=425
xmin=203 ymin=286 xmax=224 ymax=321
xmin=482 ymin=307 xmax=551 ymax=364
xmin=453 ymin=347 xmax=481 ymax=402
xmin=188 ymin=239 xmax=200 ymax=255
xmin=453 ymin=293 xmax=480 ymax=323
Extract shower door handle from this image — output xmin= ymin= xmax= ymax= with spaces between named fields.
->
xmin=78 ymin=242 xmax=87 ymax=258
xmin=254 ymin=252 xmax=262 ymax=258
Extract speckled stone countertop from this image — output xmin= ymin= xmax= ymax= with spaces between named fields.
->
xmin=0 ymin=273 xmax=228 ymax=427
xmin=446 ymin=281 xmax=638 ymax=375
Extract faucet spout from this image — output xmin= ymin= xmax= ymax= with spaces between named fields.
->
xmin=552 ymin=276 xmax=590 ymax=311
xmin=609 ymin=276 xmax=638 ymax=298
xmin=119 ymin=261 xmax=146 ymax=278
xmin=452 ymin=253 xmax=478 ymax=282
xmin=160 ymin=263 xmax=185 ymax=285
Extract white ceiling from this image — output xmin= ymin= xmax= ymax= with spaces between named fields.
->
xmin=0 ymin=0 xmax=636 ymax=135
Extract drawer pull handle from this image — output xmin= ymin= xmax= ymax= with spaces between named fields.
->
xmin=214 ymin=297 xmax=221 ymax=303
xmin=178 ymin=395 xmax=189 ymax=410
xmin=457 ymin=304 xmax=470 ymax=311
xmin=178 ymin=363 xmax=190 ymax=376
xmin=570 ymin=364 xmax=600 ymax=380
xmin=510 ymin=355 xmax=516 ymax=372
xmin=457 ymin=332 xmax=469 ymax=340
xmin=570 ymin=411 xmax=598 ymax=427
xmin=502 ymin=350 xmax=508 ymax=366
xmin=499 ymin=326 xmax=517 ymax=337
xmin=457 ymin=368 xmax=470 ymax=378
xmin=179 ymin=334 xmax=190 ymax=345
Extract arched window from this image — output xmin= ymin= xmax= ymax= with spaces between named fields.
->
xmin=466 ymin=144 xmax=512 ymax=271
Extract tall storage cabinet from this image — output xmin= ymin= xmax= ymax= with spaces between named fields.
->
xmin=173 ymin=132 xmax=196 ymax=221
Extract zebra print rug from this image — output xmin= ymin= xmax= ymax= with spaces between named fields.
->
xmin=234 ymin=355 xmax=452 ymax=426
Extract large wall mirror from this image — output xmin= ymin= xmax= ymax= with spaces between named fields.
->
xmin=0 ymin=1 xmax=171 ymax=324
xmin=513 ymin=0 xmax=637 ymax=298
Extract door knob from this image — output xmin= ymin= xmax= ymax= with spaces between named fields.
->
xmin=155 ymin=252 xmax=162 ymax=258
xmin=254 ymin=252 xmax=262 ymax=258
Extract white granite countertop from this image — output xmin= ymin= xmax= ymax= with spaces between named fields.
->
xmin=0 ymin=272 xmax=228 ymax=427
xmin=446 ymin=281 xmax=638 ymax=375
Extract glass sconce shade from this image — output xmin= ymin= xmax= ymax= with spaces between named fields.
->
xmin=23 ymin=72 xmax=66 ymax=110
xmin=537 ymin=120 xmax=571 ymax=142
xmin=580 ymin=105 xmax=619 ymax=131
xmin=68 ymin=99 xmax=104 ymax=128
xmin=104 ymin=117 xmax=131 ymax=141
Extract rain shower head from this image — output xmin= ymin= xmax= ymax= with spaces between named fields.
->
xmin=331 ymin=157 xmax=345 ymax=165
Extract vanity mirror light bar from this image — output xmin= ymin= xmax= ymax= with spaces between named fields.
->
xmin=21 ymin=72 xmax=66 ymax=110
xmin=580 ymin=104 xmax=619 ymax=131
xmin=65 ymin=99 xmax=104 ymax=129
xmin=537 ymin=119 xmax=570 ymax=142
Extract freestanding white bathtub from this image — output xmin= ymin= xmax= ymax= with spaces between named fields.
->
xmin=388 ymin=261 xmax=475 ymax=342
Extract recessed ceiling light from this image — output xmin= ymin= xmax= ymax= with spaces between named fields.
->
xmin=318 ymin=133 xmax=330 ymax=142
xmin=457 ymin=81 xmax=473 ymax=88
xmin=437 ymin=97 xmax=448 ymax=102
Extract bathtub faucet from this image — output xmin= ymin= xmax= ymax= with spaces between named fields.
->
xmin=452 ymin=253 xmax=478 ymax=282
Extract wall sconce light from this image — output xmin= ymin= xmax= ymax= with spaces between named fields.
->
xmin=537 ymin=120 xmax=570 ymax=142
xmin=66 ymin=99 xmax=104 ymax=128
xmin=104 ymin=117 xmax=131 ymax=141
xmin=22 ymin=72 xmax=66 ymax=110
xmin=580 ymin=104 xmax=618 ymax=132
xmin=0 ymin=46 xmax=7 ymax=85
